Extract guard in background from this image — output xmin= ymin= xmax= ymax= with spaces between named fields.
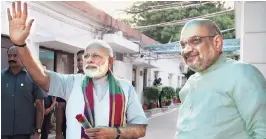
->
xmin=1 ymin=46 xmax=45 ymax=139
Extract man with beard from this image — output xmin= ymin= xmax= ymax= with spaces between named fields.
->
xmin=56 ymin=50 xmax=84 ymax=139
xmin=176 ymin=19 xmax=266 ymax=139
xmin=7 ymin=2 xmax=148 ymax=139
xmin=1 ymin=46 xmax=45 ymax=139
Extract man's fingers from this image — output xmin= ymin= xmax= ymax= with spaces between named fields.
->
xmin=85 ymin=132 xmax=97 ymax=138
xmin=22 ymin=2 xmax=28 ymax=20
xmin=12 ymin=2 xmax=16 ymax=18
xmin=85 ymin=128 xmax=100 ymax=133
xmin=25 ymin=19 xmax=34 ymax=32
xmin=17 ymin=1 xmax=22 ymax=18
xmin=7 ymin=8 xmax=12 ymax=21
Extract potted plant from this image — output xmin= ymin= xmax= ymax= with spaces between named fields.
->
xmin=153 ymin=102 xmax=157 ymax=108
xmin=162 ymin=100 xmax=166 ymax=106
xmin=166 ymin=100 xmax=172 ymax=106
xmin=161 ymin=86 xmax=175 ymax=106
xmin=143 ymin=104 xmax=148 ymax=110
xmin=143 ymin=87 xmax=160 ymax=109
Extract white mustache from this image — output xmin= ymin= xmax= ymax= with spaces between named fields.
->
xmin=85 ymin=64 xmax=98 ymax=69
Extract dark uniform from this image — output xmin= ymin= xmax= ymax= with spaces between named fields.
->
xmin=41 ymin=95 xmax=53 ymax=139
xmin=56 ymin=97 xmax=67 ymax=138
xmin=1 ymin=68 xmax=45 ymax=139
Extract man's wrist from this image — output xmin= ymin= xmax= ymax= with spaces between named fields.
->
xmin=35 ymin=128 xmax=42 ymax=134
xmin=34 ymin=132 xmax=41 ymax=135
xmin=13 ymin=41 xmax=26 ymax=47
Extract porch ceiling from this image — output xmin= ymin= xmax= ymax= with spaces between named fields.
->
xmin=132 ymin=61 xmax=157 ymax=68
xmin=103 ymin=33 xmax=139 ymax=53
xmin=39 ymin=41 xmax=82 ymax=53
xmin=144 ymin=38 xmax=240 ymax=55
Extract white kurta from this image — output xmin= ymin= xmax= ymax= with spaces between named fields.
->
xmin=48 ymin=73 xmax=147 ymax=139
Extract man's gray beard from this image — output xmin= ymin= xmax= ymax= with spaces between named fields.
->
xmin=187 ymin=54 xmax=207 ymax=72
xmin=188 ymin=53 xmax=216 ymax=72
xmin=188 ymin=64 xmax=203 ymax=72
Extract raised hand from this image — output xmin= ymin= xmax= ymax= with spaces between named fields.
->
xmin=7 ymin=1 xmax=34 ymax=45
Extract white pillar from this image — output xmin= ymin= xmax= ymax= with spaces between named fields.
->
xmin=179 ymin=75 xmax=183 ymax=88
xmin=236 ymin=1 xmax=266 ymax=78
xmin=147 ymin=68 xmax=153 ymax=86
xmin=26 ymin=39 xmax=40 ymax=60
xmin=74 ymin=53 xmax=77 ymax=73
xmin=234 ymin=2 xmax=243 ymax=39
xmin=136 ymin=67 xmax=144 ymax=102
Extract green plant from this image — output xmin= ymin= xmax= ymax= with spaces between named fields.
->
xmin=143 ymin=86 xmax=160 ymax=104
xmin=123 ymin=1 xmax=235 ymax=43
xmin=161 ymin=86 xmax=175 ymax=101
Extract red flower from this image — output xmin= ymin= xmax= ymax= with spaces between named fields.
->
xmin=76 ymin=114 xmax=85 ymax=123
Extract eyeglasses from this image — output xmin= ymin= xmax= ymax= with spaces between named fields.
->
xmin=83 ymin=53 xmax=104 ymax=60
xmin=179 ymin=35 xmax=216 ymax=49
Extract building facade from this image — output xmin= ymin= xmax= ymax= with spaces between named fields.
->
xmin=1 ymin=1 xmax=185 ymax=102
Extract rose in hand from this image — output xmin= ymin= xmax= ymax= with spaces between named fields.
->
xmin=76 ymin=114 xmax=85 ymax=123
xmin=7 ymin=1 xmax=34 ymax=45
xmin=75 ymin=114 xmax=92 ymax=129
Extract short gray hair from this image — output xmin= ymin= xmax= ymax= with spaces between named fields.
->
xmin=85 ymin=40 xmax=114 ymax=57
xmin=182 ymin=19 xmax=221 ymax=35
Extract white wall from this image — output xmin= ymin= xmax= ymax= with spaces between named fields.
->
xmin=236 ymin=2 xmax=266 ymax=78
xmin=149 ymin=58 xmax=183 ymax=88
xmin=136 ymin=67 xmax=144 ymax=101
xmin=113 ymin=60 xmax=133 ymax=82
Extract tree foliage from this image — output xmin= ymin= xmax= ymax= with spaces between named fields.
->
xmin=121 ymin=1 xmax=235 ymax=43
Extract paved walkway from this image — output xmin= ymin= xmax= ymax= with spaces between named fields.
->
xmin=48 ymin=105 xmax=179 ymax=139
xmin=141 ymin=108 xmax=179 ymax=139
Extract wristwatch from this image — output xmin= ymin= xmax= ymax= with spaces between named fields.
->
xmin=36 ymin=128 xmax=42 ymax=133
xmin=115 ymin=127 xmax=121 ymax=139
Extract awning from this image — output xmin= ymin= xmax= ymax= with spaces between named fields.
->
xmin=103 ymin=33 xmax=139 ymax=53
xmin=144 ymin=38 xmax=240 ymax=54
xmin=132 ymin=58 xmax=157 ymax=68
xmin=133 ymin=61 xmax=157 ymax=68
xmin=32 ymin=34 xmax=84 ymax=53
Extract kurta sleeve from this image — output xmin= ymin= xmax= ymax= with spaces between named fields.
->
xmin=233 ymin=64 xmax=266 ymax=138
xmin=47 ymin=71 xmax=76 ymax=101
xmin=126 ymin=84 xmax=148 ymax=125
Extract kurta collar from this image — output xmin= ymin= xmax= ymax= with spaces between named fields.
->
xmin=198 ymin=53 xmax=227 ymax=75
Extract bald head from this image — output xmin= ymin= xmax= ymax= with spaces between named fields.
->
xmin=182 ymin=19 xmax=221 ymax=36
xmin=7 ymin=46 xmax=17 ymax=53
xmin=180 ymin=19 xmax=223 ymax=72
